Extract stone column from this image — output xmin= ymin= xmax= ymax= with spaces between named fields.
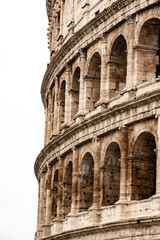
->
xmin=104 ymin=39 xmax=111 ymax=100
xmin=100 ymin=34 xmax=107 ymax=102
xmin=77 ymin=169 xmax=81 ymax=212
xmin=51 ymin=13 xmax=57 ymax=53
xmin=44 ymin=109 xmax=48 ymax=145
xmin=156 ymin=114 xmax=160 ymax=195
xmin=64 ymin=64 xmax=71 ymax=125
xmin=42 ymin=165 xmax=52 ymax=237
xmin=78 ymin=48 xmax=86 ymax=115
xmin=92 ymin=137 xmax=101 ymax=208
xmin=60 ymin=0 xmax=64 ymax=36
xmin=57 ymin=157 xmax=63 ymax=219
xmin=37 ymin=174 xmax=45 ymax=238
xmin=126 ymin=16 xmax=135 ymax=89
xmin=119 ymin=127 xmax=128 ymax=202
xmin=47 ymin=91 xmax=52 ymax=142
xmin=53 ymin=78 xmax=59 ymax=135
xmin=70 ymin=147 xmax=79 ymax=214
xmin=36 ymin=180 xmax=40 ymax=232
xmin=99 ymin=155 xmax=106 ymax=207
xmin=45 ymin=165 xmax=52 ymax=225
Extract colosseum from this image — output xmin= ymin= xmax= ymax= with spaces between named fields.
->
xmin=34 ymin=0 xmax=160 ymax=239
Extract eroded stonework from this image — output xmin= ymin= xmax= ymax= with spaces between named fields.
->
xmin=35 ymin=0 xmax=160 ymax=239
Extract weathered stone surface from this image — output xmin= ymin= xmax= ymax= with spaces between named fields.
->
xmin=34 ymin=1 xmax=160 ymax=240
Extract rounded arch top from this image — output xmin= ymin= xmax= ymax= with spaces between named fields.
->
xmin=72 ymin=67 xmax=80 ymax=88
xmin=133 ymin=131 xmax=156 ymax=158
xmin=132 ymin=127 xmax=158 ymax=150
xmin=136 ymin=15 xmax=160 ymax=45
xmin=80 ymin=152 xmax=94 ymax=176
xmin=104 ymin=142 xmax=121 ymax=166
xmin=108 ymin=33 xmax=128 ymax=57
xmin=87 ymin=52 xmax=101 ymax=77
xmin=138 ymin=17 xmax=160 ymax=47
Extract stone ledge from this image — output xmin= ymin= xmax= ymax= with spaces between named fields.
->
xmin=34 ymin=85 xmax=160 ymax=179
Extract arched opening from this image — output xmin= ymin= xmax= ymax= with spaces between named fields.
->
xmin=102 ymin=142 xmax=121 ymax=206
xmin=63 ymin=161 xmax=72 ymax=218
xmin=79 ymin=153 xmax=94 ymax=212
xmin=109 ymin=35 xmax=127 ymax=97
xmin=71 ymin=67 xmax=80 ymax=119
xmin=59 ymin=80 xmax=66 ymax=127
xmin=85 ymin=52 xmax=101 ymax=110
xmin=52 ymin=170 xmax=58 ymax=219
xmin=132 ymin=132 xmax=156 ymax=200
xmin=137 ymin=18 xmax=160 ymax=82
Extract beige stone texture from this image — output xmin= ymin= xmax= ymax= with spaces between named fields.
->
xmin=35 ymin=0 xmax=160 ymax=239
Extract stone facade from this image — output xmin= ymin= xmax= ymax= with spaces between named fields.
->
xmin=34 ymin=0 xmax=160 ymax=239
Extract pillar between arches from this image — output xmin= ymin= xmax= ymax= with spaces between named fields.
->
xmin=77 ymin=48 xmax=86 ymax=116
xmin=100 ymin=34 xmax=108 ymax=102
xmin=45 ymin=165 xmax=52 ymax=224
xmin=99 ymin=166 xmax=105 ymax=207
xmin=64 ymin=64 xmax=71 ymax=125
xmin=53 ymin=78 xmax=59 ymax=135
xmin=44 ymin=110 xmax=48 ymax=145
xmin=92 ymin=137 xmax=101 ymax=209
xmin=43 ymin=165 xmax=52 ymax=237
xmin=57 ymin=157 xmax=64 ymax=220
xmin=70 ymin=147 xmax=79 ymax=214
xmin=126 ymin=16 xmax=135 ymax=89
xmin=118 ymin=127 xmax=128 ymax=203
xmin=37 ymin=174 xmax=45 ymax=239
xmin=47 ymin=91 xmax=52 ymax=143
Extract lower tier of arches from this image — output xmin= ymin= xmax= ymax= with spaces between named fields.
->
xmin=35 ymin=115 xmax=160 ymax=240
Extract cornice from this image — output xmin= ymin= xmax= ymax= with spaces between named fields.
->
xmin=34 ymin=88 xmax=160 ymax=179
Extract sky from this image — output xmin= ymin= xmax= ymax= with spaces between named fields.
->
xmin=0 ymin=1 xmax=49 ymax=239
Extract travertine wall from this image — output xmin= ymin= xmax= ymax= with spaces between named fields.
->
xmin=35 ymin=0 xmax=160 ymax=239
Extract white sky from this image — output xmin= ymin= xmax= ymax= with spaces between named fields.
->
xmin=0 ymin=1 xmax=49 ymax=239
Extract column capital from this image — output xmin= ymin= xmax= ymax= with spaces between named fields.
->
xmin=55 ymin=76 xmax=59 ymax=83
xmin=126 ymin=14 xmax=135 ymax=25
xmin=47 ymin=89 xmax=52 ymax=100
xmin=100 ymin=32 xmax=108 ymax=42
xmin=79 ymin=48 xmax=87 ymax=60
xmin=65 ymin=63 xmax=72 ymax=72
xmin=155 ymin=108 xmax=160 ymax=118
xmin=92 ymin=136 xmax=100 ymax=143
xmin=72 ymin=146 xmax=79 ymax=152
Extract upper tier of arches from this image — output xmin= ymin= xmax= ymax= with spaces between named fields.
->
xmin=44 ymin=15 xmax=160 ymax=144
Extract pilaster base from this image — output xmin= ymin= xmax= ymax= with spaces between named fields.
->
xmin=51 ymin=219 xmax=63 ymax=235
xmin=42 ymin=224 xmax=51 ymax=238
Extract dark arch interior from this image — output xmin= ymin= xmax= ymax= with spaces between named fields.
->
xmin=103 ymin=142 xmax=121 ymax=206
xmin=109 ymin=35 xmax=127 ymax=97
xmin=79 ymin=153 xmax=94 ymax=212
xmin=63 ymin=161 xmax=72 ymax=218
xmin=52 ymin=170 xmax=58 ymax=219
xmin=59 ymin=80 xmax=66 ymax=127
xmin=138 ymin=18 xmax=160 ymax=81
xmin=71 ymin=67 xmax=80 ymax=119
xmin=86 ymin=52 xmax=101 ymax=109
xmin=132 ymin=132 xmax=156 ymax=200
